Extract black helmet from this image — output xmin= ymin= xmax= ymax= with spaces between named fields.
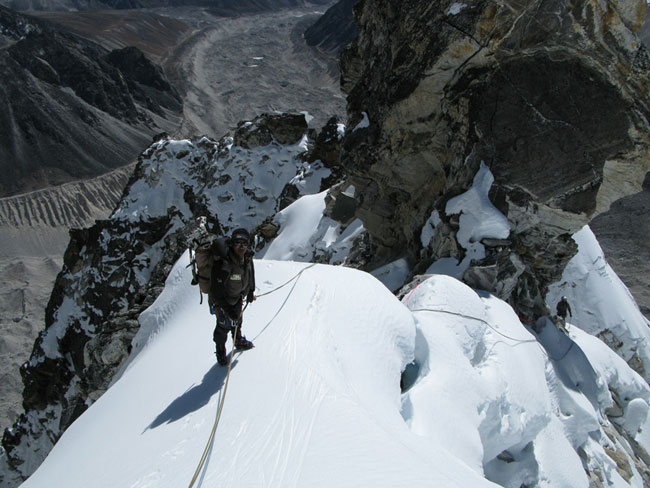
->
xmin=231 ymin=228 xmax=250 ymax=244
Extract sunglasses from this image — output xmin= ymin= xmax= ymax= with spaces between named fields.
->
xmin=233 ymin=240 xmax=248 ymax=248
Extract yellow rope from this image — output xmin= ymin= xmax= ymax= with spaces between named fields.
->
xmin=187 ymin=262 xmax=317 ymax=486
xmin=187 ymin=321 xmax=240 ymax=488
xmin=255 ymin=263 xmax=317 ymax=298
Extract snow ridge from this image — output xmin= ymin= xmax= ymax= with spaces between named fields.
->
xmin=16 ymin=251 xmax=650 ymax=488
xmin=0 ymin=118 xmax=343 ymax=485
xmin=3 ymin=127 xmax=650 ymax=488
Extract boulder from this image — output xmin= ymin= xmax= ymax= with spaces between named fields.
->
xmin=234 ymin=113 xmax=308 ymax=149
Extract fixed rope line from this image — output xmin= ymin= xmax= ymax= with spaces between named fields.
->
xmin=410 ymin=307 xmax=574 ymax=362
xmin=252 ymin=262 xmax=317 ymax=341
xmin=187 ymin=263 xmax=316 ymax=487
xmin=255 ymin=262 xmax=318 ymax=298
xmin=410 ymin=308 xmax=538 ymax=344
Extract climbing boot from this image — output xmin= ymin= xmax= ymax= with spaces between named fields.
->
xmin=216 ymin=343 xmax=227 ymax=366
xmin=235 ymin=336 xmax=254 ymax=351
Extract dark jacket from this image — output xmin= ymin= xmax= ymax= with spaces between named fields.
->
xmin=556 ymin=299 xmax=572 ymax=318
xmin=209 ymin=246 xmax=255 ymax=318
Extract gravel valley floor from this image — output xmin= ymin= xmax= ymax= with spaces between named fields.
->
xmin=160 ymin=6 xmax=346 ymax=138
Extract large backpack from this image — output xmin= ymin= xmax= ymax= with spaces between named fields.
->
xmin=189 ymin=234 xmax=229 ymax=303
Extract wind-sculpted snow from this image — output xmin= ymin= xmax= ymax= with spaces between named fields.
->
xmin=255 ymin=160 xmax=650 ymax=484
xmin=547 ymin=226 xmax=650 ymax=383
xmin=17 ymin=257 xmax=650 ymax=487
xmin=258 ymin=191 xmax=365 ymax=264
xmin=402 ymin=275 xmax=650 ymax=487
xmin=17 ymin=258 xmax=494 ymax=488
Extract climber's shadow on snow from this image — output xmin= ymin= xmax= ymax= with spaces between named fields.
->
xmin=145 ymin=360 xmax=237 ymax=431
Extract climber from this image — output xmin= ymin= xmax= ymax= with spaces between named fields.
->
xmin=556 ymin=296 xmax=572 ymax=327
xmin=209 ymin=227 xmax=256 ymax=366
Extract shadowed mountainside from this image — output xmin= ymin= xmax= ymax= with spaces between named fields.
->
xmin=0 ymin=5 xmax=182 ymax=197
xmin=304 ymin=0 xmax=357 ymax=54
xmin=0 ymin=166 xmax=132 ymax=434
xmin=29 ymin=9 xmax=192 ymax=62
xmin=589 ymin=174 xmax=650 ymax=319
xmin=0 ymin=0 xmax=332 ymax=13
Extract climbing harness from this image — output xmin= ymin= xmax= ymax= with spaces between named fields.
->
xmin=187 ymin=262 xmax=317 ymax=487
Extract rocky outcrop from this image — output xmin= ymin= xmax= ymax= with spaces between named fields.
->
xmin=234 ymin=112 xmax=308 ymax=148
xmin=0 ymin=167 xmax=130 ymax=435
xmin=0 ymin=113 xmax=332 ymax=486
xmin=0 ymin=6 xmax=181 ymax=197
xmin=338 ymin=0 xmax=650 ymax=320
xmin=307 ymin=116 xmax=347 ymax=189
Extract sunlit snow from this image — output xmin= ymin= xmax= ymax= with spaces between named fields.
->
xmin=20 ymin=248 xmax=650 ymax=487
xmin=13 ymin=145 xmax=650 ymax=488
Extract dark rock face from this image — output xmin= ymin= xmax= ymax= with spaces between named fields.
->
xmin=338 ymin=0 xmax=650 ymax=320
xmin=0 ymin=2 xmax=35 ymax=38
xmin=0 ymin=6 xmax=181 ymax=197
xmin=307 ymin=116 xmax=346 ymax=188
xmin=104 ymin=46 xmax=181 ymax=116
xmin=304 ymin=0 xmax=359 ymax=54
xmin=467 ymin=57 xmax=633 ymax=214
xmin=234 ymin=112 xmax=308 ymax=148
xmin=590 ymin=173 xmax=650 ymax=320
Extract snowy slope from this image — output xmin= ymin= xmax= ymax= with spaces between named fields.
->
xmin=20 ymin=251 xmax=650 ymax=487
xmin=20 ymin=257 xmax=495 ymax=488
xmin=403 ymin=276 xmax=650 ymax=487
xmin=11 ymin=145 xmax=650 ymax=487
xmin=547 ymin=226 xmax=650 ymax=382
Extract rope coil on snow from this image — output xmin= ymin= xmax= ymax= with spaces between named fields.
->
xmin=187 ymin=262 xmax=317 ymax=486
